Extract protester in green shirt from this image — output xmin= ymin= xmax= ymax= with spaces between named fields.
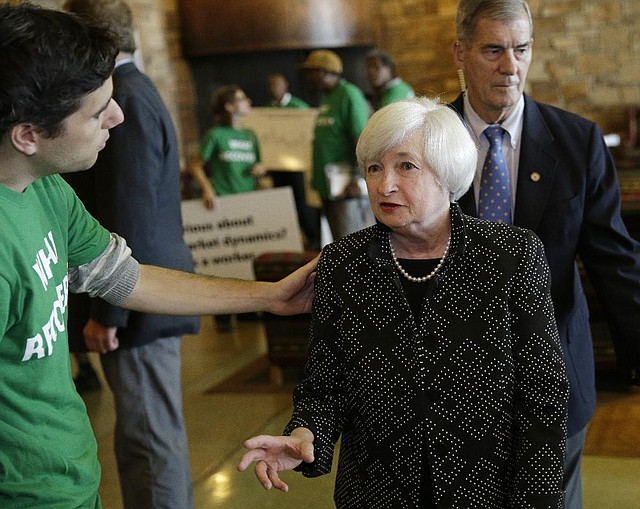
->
xmin=301 ymin=49 xmax=375 ymax=241
xmin=0 ymin=5 xmax=316 ymax=507
xmin=188 ymin=85 xmax=268 ymax=331
xmin=267 ymin=73 xmax=310 ymax=109
xmin=366 ymin=49 xmax=416 ymax=110
xmin=189 ymin=85 xmax=266 ymax=210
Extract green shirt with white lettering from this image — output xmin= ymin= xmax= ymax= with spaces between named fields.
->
xmin=0 ymin=174 xmax=110 ymax=508
xmin=200 ymin=126 xmax=261 ymax=196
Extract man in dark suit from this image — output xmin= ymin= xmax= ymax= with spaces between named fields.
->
xmin=63 ymin=1 xmax=199 ymax=507
xmin=450 ymin=1 xmax=640 ymax=508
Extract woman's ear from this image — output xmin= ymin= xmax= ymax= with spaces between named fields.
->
xmin=8 ymin=124 xmax=42 ymax=156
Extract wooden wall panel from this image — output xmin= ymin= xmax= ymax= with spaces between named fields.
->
xmin=179 ymin=0 xmax=377 ymax=56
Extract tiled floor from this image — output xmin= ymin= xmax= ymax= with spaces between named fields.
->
xmin=79 ymin=316 xmax=640 ymax=509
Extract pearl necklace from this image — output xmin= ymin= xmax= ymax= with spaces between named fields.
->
xmin=389 ymin=233 xmax=451 ymax=283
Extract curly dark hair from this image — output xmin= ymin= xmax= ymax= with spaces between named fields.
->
xmin=0 ymin=2 xmax=118 ymax=140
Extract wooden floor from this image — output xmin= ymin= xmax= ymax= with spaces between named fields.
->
xmin=79 ymin=316 xmax=640 ymax=509
xmin=585 ymin=386 xmax=640 ymax=457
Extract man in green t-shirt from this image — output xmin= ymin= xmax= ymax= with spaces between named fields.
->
xmin=366 ymin=49 xmax=416 ymax=110
xmin=0 ymin=5 xmax=316 ymax=507
xmin=265 ymin=73 xmax=320 ymax=248
xmin=301 ymin=49 xmax=375 ymax=242
xmin=267 ymin=73 xmax=310 ymax=109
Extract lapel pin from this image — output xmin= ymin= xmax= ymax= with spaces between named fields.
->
xmin=530 ymin=172 xmax=541 ymax=182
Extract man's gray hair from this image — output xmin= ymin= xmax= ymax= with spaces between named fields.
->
xmin=456 ymin=0 xmax=533 ymax=42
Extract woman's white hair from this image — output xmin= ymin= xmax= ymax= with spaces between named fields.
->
xmin=356 ymin=97 xmax=478 ymax=201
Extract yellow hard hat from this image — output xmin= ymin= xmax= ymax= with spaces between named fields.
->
xmin=300 ymin=49 xmax=343 ymax=74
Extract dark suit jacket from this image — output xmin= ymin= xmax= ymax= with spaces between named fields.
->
xmin=65 ymin=62 xmax=199 ymax=348
xmin=451 ymin=93 xmax=640 ymax=435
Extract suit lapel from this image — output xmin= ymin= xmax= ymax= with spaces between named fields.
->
xmin=514 ymin=97 xmax=558 ymax=231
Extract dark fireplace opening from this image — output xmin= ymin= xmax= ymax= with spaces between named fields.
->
xmin=187 ymin=46 xmax=374 ymax=136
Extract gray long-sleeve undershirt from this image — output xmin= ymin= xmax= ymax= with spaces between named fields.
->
xmin=68 ymin=233 xmax=139 ymax=306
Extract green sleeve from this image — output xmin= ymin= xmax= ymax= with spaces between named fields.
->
xmin=200 ymin=128 xmax=218 ymax=163
xmin=58 ymin=176 xmax=111 ymax=268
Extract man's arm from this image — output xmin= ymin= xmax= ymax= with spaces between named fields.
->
xmin=80 ymin=259 xmax=318 ymax=354
xmin=122 ymin=261 xmax=317 ymax=317
xmin=70 ymin=233 xmax=318 ymax=318
xmin=576 ymin=121 xmax=640 ymax=382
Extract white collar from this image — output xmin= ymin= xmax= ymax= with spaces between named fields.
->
xmin=279 ymin=92 xmax=292 ymax=107
xmin=115 ymin=57 xmax=133 ymax=69
xmin=462 ymin=92 xmax=524 ymax=148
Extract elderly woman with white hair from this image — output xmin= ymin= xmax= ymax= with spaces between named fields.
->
xmin=239 ymin=97 xmax=569 ymax=508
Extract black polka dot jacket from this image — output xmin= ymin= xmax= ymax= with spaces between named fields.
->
xmin=284 ymin=203 xmax=569 ymax=508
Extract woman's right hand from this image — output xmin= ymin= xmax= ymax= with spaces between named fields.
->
xmin=236 ymin=427 xmax=315 ymax=492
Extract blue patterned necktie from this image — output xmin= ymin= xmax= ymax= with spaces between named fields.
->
xmin=478 ymin=125 xmax=511 ymax=224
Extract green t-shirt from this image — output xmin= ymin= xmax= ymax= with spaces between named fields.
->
xmin=312 ymin=79 xmax=370 ymax=199
xmin=0 ymin=174 xmax=110 ymax=508
xmin=379 ymin=78 xmax=416 ymax=109
xmin=200 ymin=126 xmax=261 ymax=196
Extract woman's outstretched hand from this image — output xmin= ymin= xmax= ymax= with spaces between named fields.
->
xmin=237 ymin=427 xmax=315 ymax=492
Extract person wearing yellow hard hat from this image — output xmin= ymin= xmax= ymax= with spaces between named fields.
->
xmin=301 ymin=49 xmax=374 ymax=242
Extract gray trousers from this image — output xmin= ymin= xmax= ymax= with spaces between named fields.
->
xmin=101 ymin=336 xmax=193 ymax=509
xmin=564 ymin=426 xmax=587 ymax=509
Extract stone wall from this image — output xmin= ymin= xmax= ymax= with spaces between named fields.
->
xmin=34 ymin=0 xmax=640 ymax=156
